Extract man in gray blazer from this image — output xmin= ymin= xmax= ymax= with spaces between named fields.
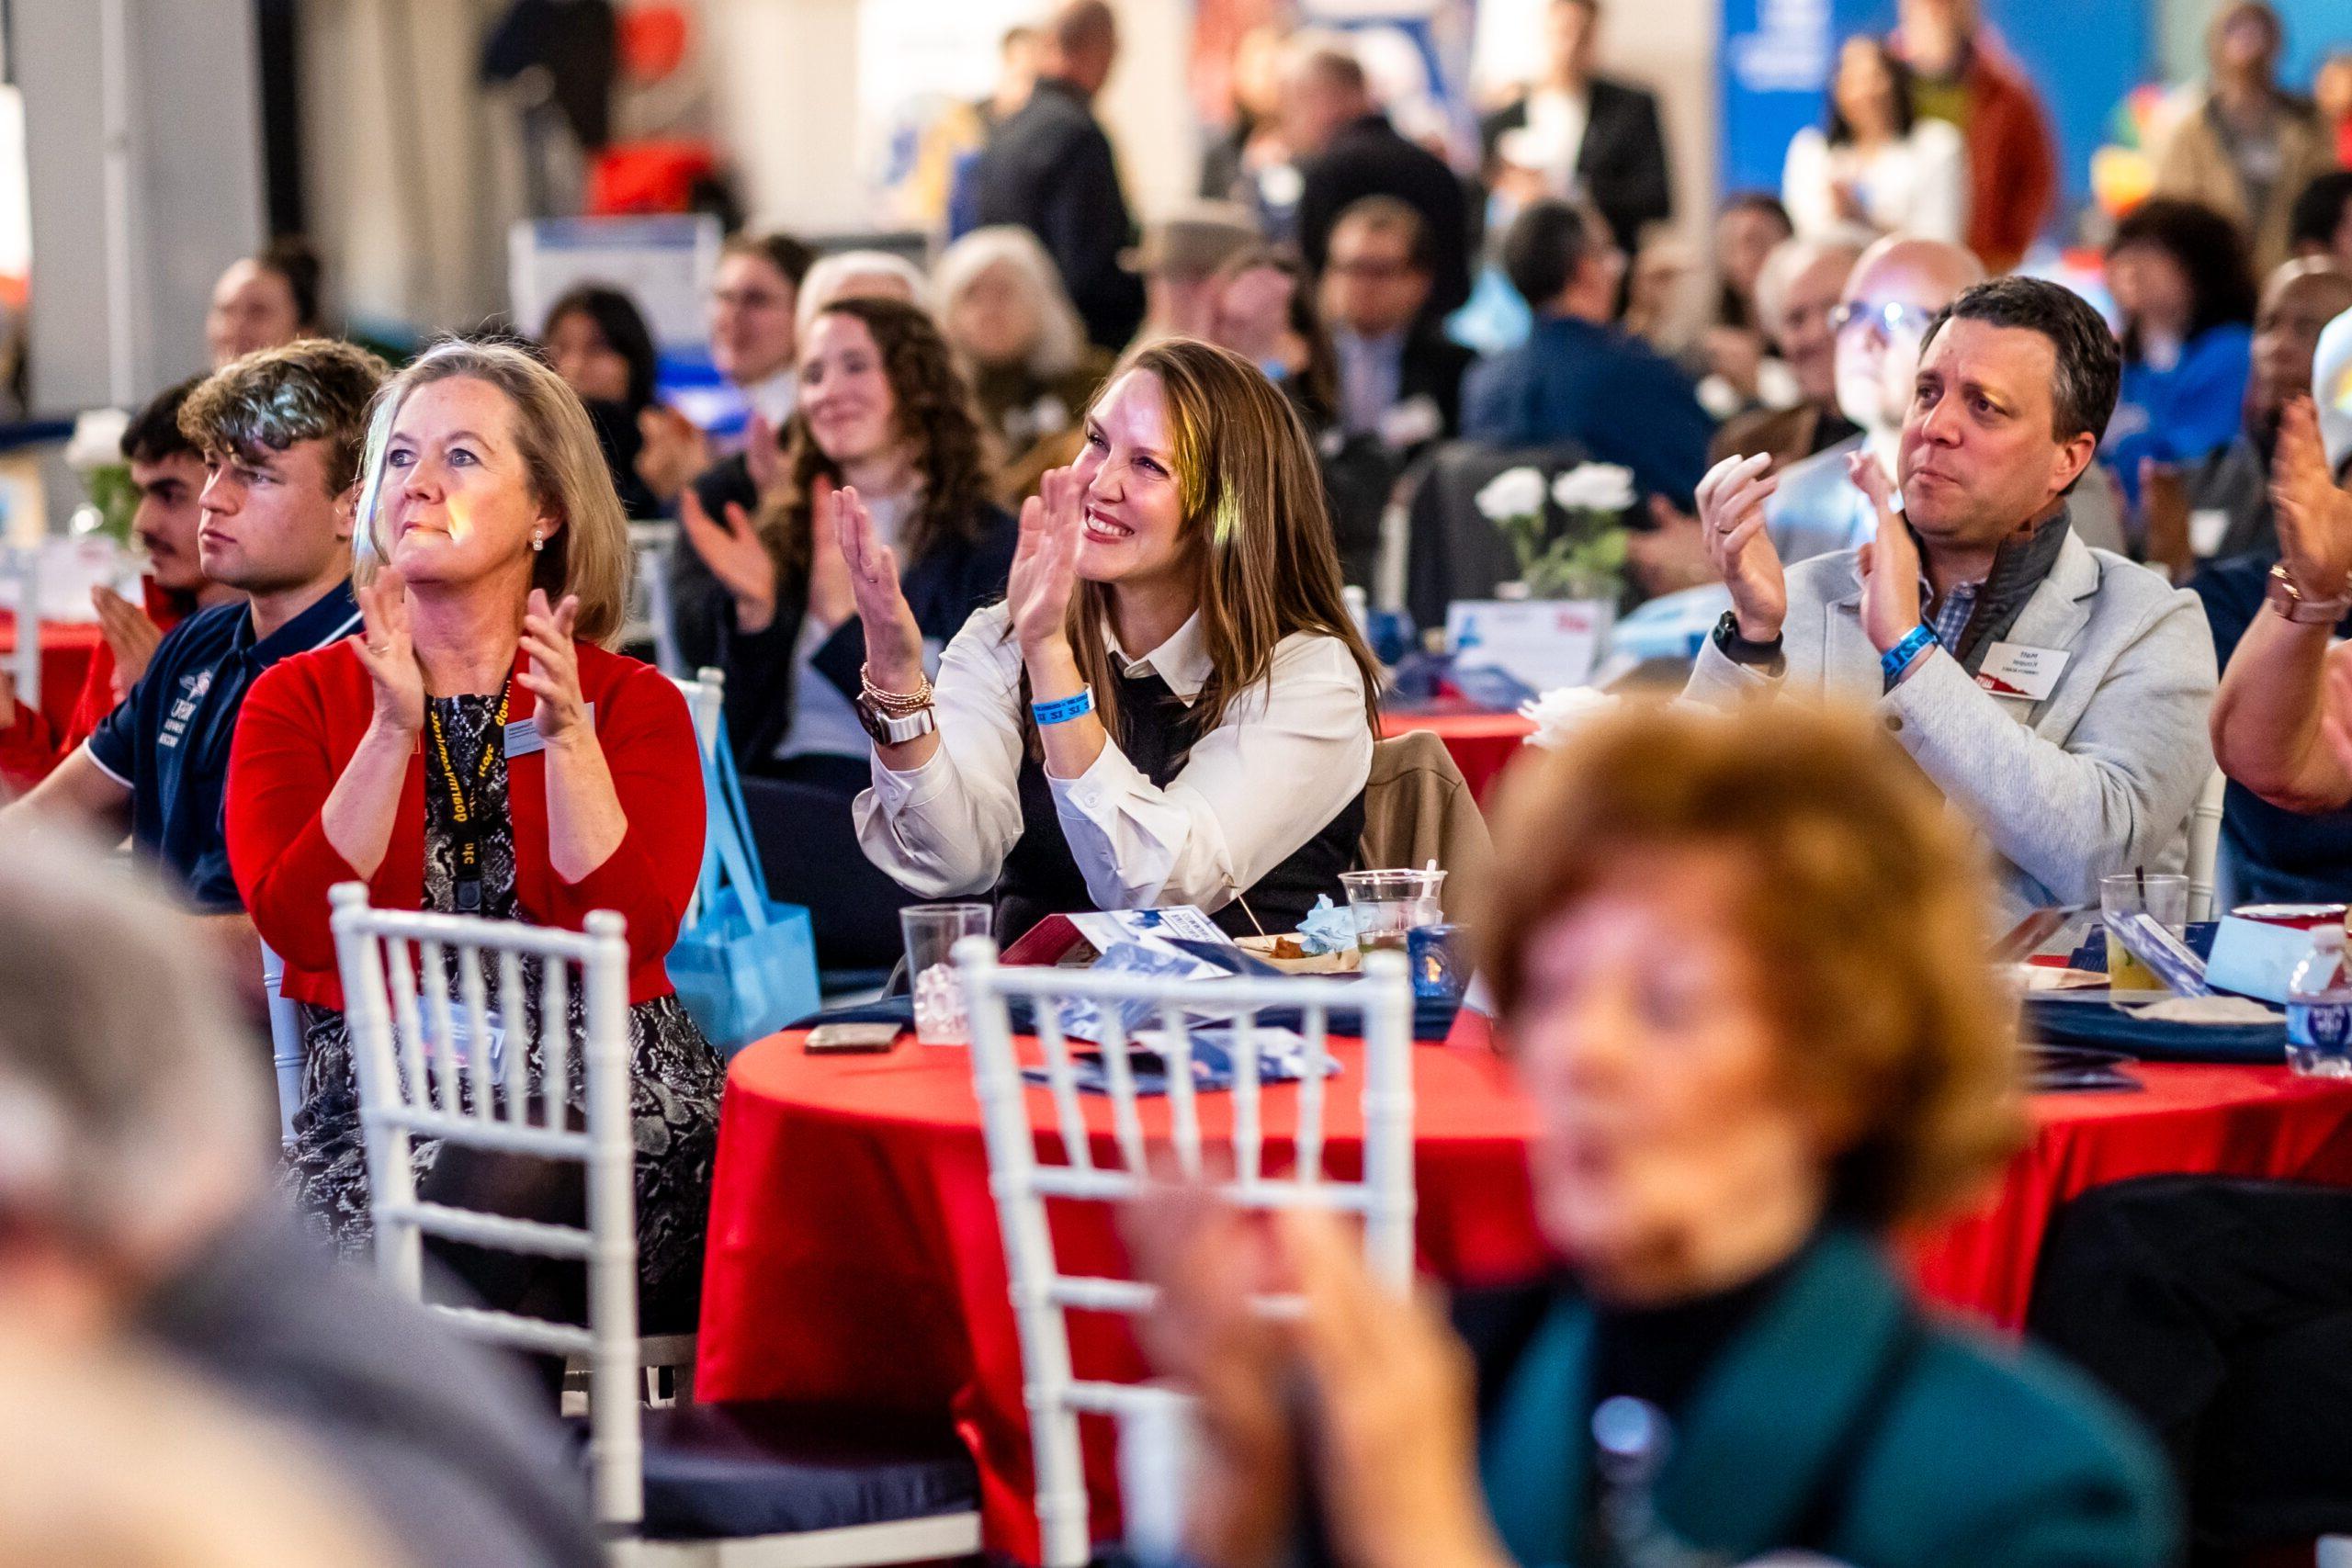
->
xmin=1684 ymin=276 xmax=2217 ymax=921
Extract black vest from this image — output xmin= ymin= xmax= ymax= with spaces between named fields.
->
xmin=993 ymin=670 xmax=1366 ymax=945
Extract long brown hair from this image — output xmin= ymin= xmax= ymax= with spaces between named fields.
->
xmin=762 ymin=296 xmax=992 ymax=581
xmin=1060 ymin=338 xmax=1380 ymax=742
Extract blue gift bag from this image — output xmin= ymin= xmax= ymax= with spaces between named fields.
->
xmin=669 ymin=728 xmax=820 ymax=1057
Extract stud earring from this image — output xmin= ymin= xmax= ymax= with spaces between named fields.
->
xmin=531 ymin=530 xmax=545 ymax=553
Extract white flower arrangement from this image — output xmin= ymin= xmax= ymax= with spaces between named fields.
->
xmin=1474 ymin=462 xmax=1634 ymax=603
xmin=1551 ymin=462 xmax=1636 ymax=513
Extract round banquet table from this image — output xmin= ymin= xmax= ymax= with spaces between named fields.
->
xmin=694 ymin=1015 xmax=2352 ymax=1564
xmin=0 ymin=613 xmax=101 ymax=739
xmin=1377 ymin=708 xmax=1535 ymax=804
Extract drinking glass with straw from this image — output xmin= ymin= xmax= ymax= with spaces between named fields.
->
xmin=1341 ymin=859 xmax=1447 ymax=954
xmin=2100 ymin=868 xmax=2189 ymax=992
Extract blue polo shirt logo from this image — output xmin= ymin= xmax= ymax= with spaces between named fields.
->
xmin=85 ymin=580 xmax=361 ymax=913
xmin=157 ymin=668 xmax=215 ymax=750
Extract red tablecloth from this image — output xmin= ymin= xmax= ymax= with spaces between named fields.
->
xmin=695 ymin=1023 xmax=2352 ymax=1563
xmin=0 ymin=614 xmax=100 ymax=738
xmin=1378 ymin=709 xmax=1535 ymax=804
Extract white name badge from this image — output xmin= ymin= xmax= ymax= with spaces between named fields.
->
xmin=1974 ymin=642 xmax=2070 ymax=701
xmin=504 ymin=702 xmax=594 ymax=758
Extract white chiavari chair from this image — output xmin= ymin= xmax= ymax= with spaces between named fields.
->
xmin=957 ymin=936 xmax=1418 ymax=1568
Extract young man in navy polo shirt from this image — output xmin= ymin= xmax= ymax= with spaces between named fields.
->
xmin=4 ymin=339 xmax=387 ymax=990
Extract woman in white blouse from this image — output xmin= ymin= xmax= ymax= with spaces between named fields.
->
xmin=1781 ymin=36 xmax=1967 ymax=246
xmin=840 ymin=337 xmax=1382 ymax=941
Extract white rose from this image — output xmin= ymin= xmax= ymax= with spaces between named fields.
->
xmin=1519 ymin=684 xmax=1619 ymax=751
xmin=1551 ymin=462 xmax=1636 ymax=514
xmin=1475 ymin=466 xmax=1547 ymax=522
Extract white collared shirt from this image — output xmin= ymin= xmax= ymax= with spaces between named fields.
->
xmin=854 ymin=603 xmax=1375 ymax=917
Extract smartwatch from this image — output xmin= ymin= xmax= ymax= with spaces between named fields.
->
xmin=855 ymin=693 xmax=937 ymax=746
xmin=2265 ymin=563 xmax=2352 ymax=626
xmin=1711 ymin=609 xmax=1785 ymax=671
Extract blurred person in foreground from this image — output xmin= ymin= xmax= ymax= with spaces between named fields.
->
xmin=1477 ymin=0 xmax=1672 ymax=264
xmin=0 ymin=827 xmax=599 ymax=1568
xmin=225 ymin=339 xmax=723 ymax=1328
xmin=972 ymin=0 xmax=1147 ymax=351
xmin=2153 ymin=258 xmax=2352 ymax=576
xmin=2201 ymin=310 xmax=2352 ymax=902
xmin=1688 ymin=276 xmax=2215 ymax=923
xmin=0 ymin=341 xmax=384 ymax=1004
xmin=0 ymin=1326 xmax=407 ymax=1568
xmin=205 ymin=237 xmax=323 ymax=367
xmin=540 ymin=282 xmax=663 ymax=520
xmin=937 ymin=226 xmax=1114 ymax=502
xmin=1135 ymin=701 xmax=2174 ymax=1568
xmin=0 ymin=378 xmax=239 ymax=793
xmin=1283 ymin=38 xmax=1471 ymax=325
xmin=1892 ymin=0 xmax=2056 ymax=273
xmin=2151 ymin=0 xmax=2333 ymax=278
xmin=1713 ymin=234 xmax=1866 ymax=470
xmin=2101 ymin=198 xmax=2259 ymax=513
xmin=1462 ymin=197 xmax=1713 ymax=508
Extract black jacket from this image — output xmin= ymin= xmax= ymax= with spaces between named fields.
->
xmin=1480 ymin=76 xmax=1672 ymax=254
xmin=701 ymin=500 xmax=1018 ymax=773
xmin=1401 ymin=326 xmax=1476 ymax=448
xmin=1297 ymin=114 xmax=1474 ymax=320
xmin=971 ymin=77 xmax=1146 ymax=351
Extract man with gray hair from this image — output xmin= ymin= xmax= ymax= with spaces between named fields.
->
xmin=0 ymin=826 xmax=600 ymax=1568
xmin=2 ymin=339 xmax=382 ymax=993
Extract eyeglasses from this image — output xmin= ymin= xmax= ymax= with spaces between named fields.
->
xmin=1828 ymin=299 xmax=1935 ymax=341
xmin=1324 ymin=258 xmax=1419 ymax=282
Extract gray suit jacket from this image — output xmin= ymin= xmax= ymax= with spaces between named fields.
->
xmin=1683 ymin=529 xmax=2218 ymax=922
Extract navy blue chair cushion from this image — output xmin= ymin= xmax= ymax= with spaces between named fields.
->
xmin=633 ymin=1401 xmax=978 ymax=1540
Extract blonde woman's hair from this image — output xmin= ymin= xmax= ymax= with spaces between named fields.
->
xmin=1057 ymin=338 xmax=1380 ymax=744
xmin=351 ymin=337 xmax=633 ymax=647
xmin=1476 ymin=699 xmax=2029 ymax=1229
xmin=933 ymin=225 xmax=1089 ymax=380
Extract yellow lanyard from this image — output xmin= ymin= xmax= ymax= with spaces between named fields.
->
xmin=426 ymin=682 xmax=513 ymax=880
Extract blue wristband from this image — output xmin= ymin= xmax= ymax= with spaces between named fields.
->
xmin=1031 ymin=685 xmax=1094 ymax=728
xmin=1880 ymin=624 xmax=1938 ymax=686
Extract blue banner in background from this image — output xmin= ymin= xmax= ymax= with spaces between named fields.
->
xmin=1717 ymin=0 xmax=2153 ymax=237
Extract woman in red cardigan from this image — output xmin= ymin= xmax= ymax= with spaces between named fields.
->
xmin=227 ymin=337 xmax=722 ymax=1325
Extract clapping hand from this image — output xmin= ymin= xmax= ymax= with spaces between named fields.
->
xmin=91 ymin=585 xmax=164 ymax=691
xmin=1008 ymin=465 xmax=1083 ymax=657
xmin=517 ymin=588 xmax=589 ymax=748
xmin=1697 ymin=452 xmax=1788 ymax=641
xmin=1629 ymin=494 xmax=1717 ymax=597
xmin=835 ymin=483 xmax=928 ymax=694
xmin=804 ymin=475 xmax=856 ymax=632
xmin=2274 ymin=396 xmax=2352 ymax=604
xmin=352 ymin=566 xmax=424 ymax=736
xmin=634 ymin=405 xmax=711 ymax=505
xmin=1849 ymin=448 xmax=1924 ymax=656
xmin=678 ymin=488 xmax=780 ymax=633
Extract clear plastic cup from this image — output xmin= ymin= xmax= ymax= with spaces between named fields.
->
xmin=1341 ymin=867 xmax=1447 ymax=954
xmin=900 ymin=903 xmax=992 ymax=1044
xmin=2099 ymin=873 xmax=2189 ymax=992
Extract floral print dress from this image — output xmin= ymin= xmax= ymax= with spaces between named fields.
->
xmin=284 ymin=692 xmax=727 ymax=1302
